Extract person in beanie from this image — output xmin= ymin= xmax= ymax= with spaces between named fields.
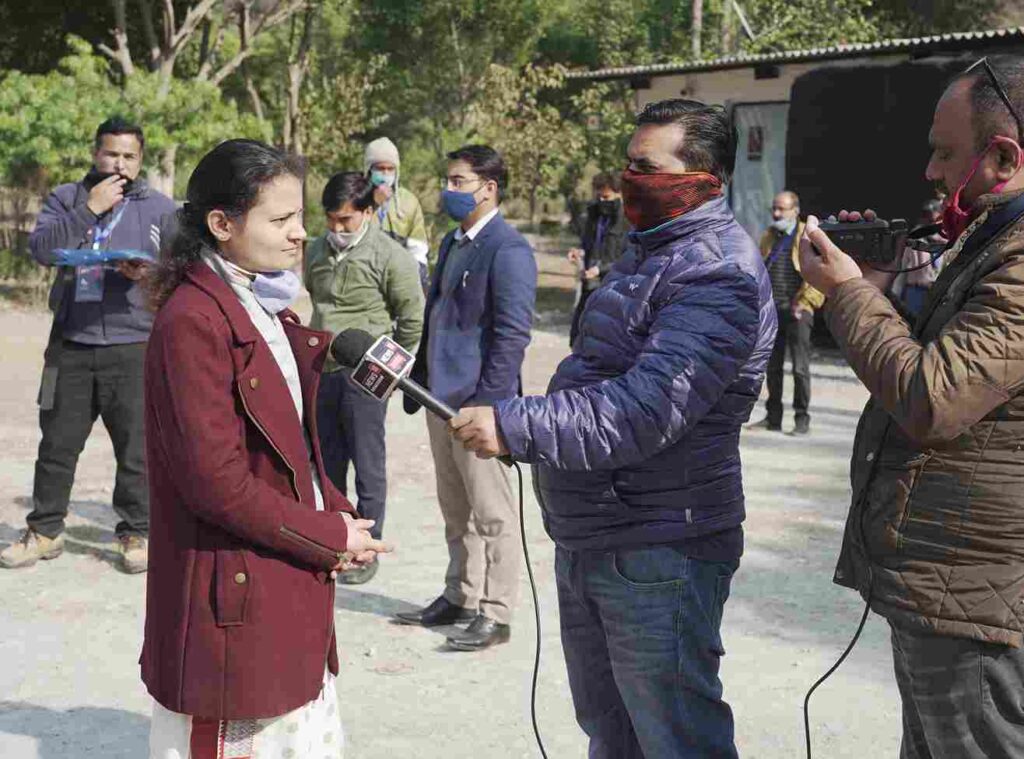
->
xmin=364 ymin=137 xmax=431 ymax=289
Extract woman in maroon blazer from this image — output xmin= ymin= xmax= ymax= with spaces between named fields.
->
xmin=142 ymin=139 xmax=388 ymax=758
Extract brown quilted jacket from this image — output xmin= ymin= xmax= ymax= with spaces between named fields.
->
xmin=827 ymin=189 xmax=1024 ymax=647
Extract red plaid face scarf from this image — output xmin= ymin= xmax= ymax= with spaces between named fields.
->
xmin=621 ymin=168 xmax=722 ymax=231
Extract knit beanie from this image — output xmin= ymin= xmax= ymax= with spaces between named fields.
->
xmin=363 ymin=137 xmax=401 ymax=173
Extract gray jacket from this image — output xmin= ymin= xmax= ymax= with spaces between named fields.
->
xmin=30 ymin=177 xmax=177 ymax=345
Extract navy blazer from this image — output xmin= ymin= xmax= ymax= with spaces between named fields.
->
xmin=406 ymin=212 xmax=537 ymax=412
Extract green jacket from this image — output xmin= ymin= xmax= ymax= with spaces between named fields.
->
xmin=304 ymin=225 xmax=424 ymax=370
xmin=372 ymin=186 xmax=431 ymax=266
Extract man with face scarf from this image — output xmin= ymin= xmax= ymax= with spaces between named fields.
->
xmin=749 ymin=190 xmax=824 ymax=434
xmin=364 ymin=137 xmax=431 ymax=291
xmin=799 ymin=55 xmax=1024 ymax=757
xmin=449 ymin=100 xmax=777 ymax=758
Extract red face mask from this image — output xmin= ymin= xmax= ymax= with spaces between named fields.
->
xmin=941 ymin=135 xmax=1023 ymax=241
xmin=620 ymin=169 xmax=723 ymax=231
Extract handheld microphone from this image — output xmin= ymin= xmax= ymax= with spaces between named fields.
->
xmin=331 ymin=328 xmax=541 ymax=755
xmin=329 ymin=328 xmax=511 ymax=466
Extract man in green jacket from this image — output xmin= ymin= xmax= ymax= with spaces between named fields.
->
xmin=364 ymin=137 xmax=431 ymax=291
xmin=306 ymin=172 xmax=424 ymax=584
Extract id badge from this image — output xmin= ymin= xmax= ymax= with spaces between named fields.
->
xmin=75 ymin=264 xmax=105 ymax=302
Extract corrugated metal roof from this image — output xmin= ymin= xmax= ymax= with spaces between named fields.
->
xmin=567 ymin=27 xmax=1024 ymax=81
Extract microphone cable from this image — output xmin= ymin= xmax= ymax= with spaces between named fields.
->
xmin=802 ymin=598 xmax=871 ymax=759
xmin=512 ymin=460 xmax=549 ymax=759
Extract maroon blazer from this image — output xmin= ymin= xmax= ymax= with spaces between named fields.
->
xmin=140 ymin=263 xmax=356 ymax=720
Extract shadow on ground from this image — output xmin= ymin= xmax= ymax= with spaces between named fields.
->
xmin=0 ymin=701 xmax=149 ymax=759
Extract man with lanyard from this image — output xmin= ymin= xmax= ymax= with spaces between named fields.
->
xmin=749 ymin=190 xmax=823 ymax=434
xmin=799 ymin=56 xmax=1024 ymax=756
xmin=0 ymin=117 xmax=176 ymax=573
xmin=364 ymin=137 xmax=431 ymax=291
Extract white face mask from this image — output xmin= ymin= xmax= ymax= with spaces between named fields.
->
xmin=770 ymin=216 xmax=798 ymax=234
xmin=327 ymin=219 xmax=368 ymax=251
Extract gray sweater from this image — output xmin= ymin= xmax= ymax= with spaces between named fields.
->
xmin=30 ymin=176 xmax=177 ymax=345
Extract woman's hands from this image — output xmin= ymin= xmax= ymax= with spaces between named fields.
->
xmin=331 ymin=513 xmax=392 ymax=577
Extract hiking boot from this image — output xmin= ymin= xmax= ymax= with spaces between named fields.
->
xmin=118 ymin=535 xmax=149 ymax=574
xmin=0 ymin=528 xmax=65 ymax=569
xmin=746 ymin=415 xmax=782 ymax=432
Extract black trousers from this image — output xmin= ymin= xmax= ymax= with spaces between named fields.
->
xmin=28 ymin=340 xmax=148 ymax=538
xmin=317 ymin=370 xmax=389 ymax=540
xmin=765 ymin=308 xmax=812 ymax=426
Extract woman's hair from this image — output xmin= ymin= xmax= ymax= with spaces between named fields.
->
xmin=148 ymin=139 xmax=306 ymax=309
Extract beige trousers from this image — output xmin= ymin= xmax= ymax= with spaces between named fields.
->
xmin=425 ymin=413 xmax=520 ymax=625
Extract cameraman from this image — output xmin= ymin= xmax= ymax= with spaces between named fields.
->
xmin=800 ymin=56 xmax=1024 ymax=757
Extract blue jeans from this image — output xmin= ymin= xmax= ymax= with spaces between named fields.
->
xmin=555 ymin=545 xmax=739 ymax=758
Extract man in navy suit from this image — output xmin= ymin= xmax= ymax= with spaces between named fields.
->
xmin=395 ymin=145 xmax=537 ymax=651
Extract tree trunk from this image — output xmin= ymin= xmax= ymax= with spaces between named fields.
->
xmin=150 ymin=144 xmax=177 ymax=199
xmin=721 ymin=0 xmax=734 ymax=55
xmin=691 ymin=0 xmax=704 ymax=59
xmin=243 ymin=65 xmax=266 ymax=123
xmin=285 ymin=3 xmax=315 ymax=153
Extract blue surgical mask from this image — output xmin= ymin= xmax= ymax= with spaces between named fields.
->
xmin=441 ymin=189 xmax=479 ymax=222
xmin=370 ymin=169 xmax=396 ymax=188
xmin=252 ymin=270 xmax=301 ymax=314
xmin=770 ymin=217 xmax=798 ymax=234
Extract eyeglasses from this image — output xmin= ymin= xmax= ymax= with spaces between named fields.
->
xmin=445 ymin=176 xmax=485 ymax=191
xmin=965 ymin=57 xmax=1023 ymax=142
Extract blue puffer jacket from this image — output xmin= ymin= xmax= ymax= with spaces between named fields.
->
xmin=495 ymin=197 xmax=777 ymax=550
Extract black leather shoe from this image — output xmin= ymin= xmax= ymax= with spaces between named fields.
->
xmin=394 ymin=595 xmax=476 ymax=627
xmin=446 ymin=614 xmax=511 ymax=651
xmin=792 ymin=417 xmax=810 ymax=435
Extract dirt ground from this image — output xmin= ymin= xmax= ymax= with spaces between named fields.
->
xmin=0 ymin=242 xmax=901 ymax=757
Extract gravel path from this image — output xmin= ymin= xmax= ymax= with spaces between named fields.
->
xmin=0 ymin=261 xmax=900 ymax=757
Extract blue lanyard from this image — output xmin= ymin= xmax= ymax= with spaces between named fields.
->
xmin=92 ymin=199 xmax=130 ymax=251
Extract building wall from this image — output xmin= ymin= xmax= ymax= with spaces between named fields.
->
xmin=633 ymin=54 xmax=906 ymax=109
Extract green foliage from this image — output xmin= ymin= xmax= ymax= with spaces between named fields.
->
xmin=0 ymin=37 xmax=265 ymax=194
xmin=0 ymin=0 xmax=1015 ymax=225
xmin=471 ymin=64 xmax=585 ymax=220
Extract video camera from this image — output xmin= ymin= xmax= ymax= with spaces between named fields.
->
xmin=817 ymin=217 xmax=909 ymax=266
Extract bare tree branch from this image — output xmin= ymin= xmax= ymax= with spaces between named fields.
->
xmin=161 ymin=0 xmax=176 ymax=47
xmin=169 ymin=0 xmax=220 ymax=53
xmin=108 ymin=0 xmax=136 ymax=76
xmin=285 ymin=1 xmax=316 ymax=152
xmin=207 ymin=0 xmax=306 ymax=86
xmin=196 ymin=21 xmax=227 ymax=80
xmin=243 ymin=63 xmax=266 ymax=122
xmin=137 ymin=0 xmax=161 ymax=69
xmin=97 ymin=43 xmax=120 ymax=62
